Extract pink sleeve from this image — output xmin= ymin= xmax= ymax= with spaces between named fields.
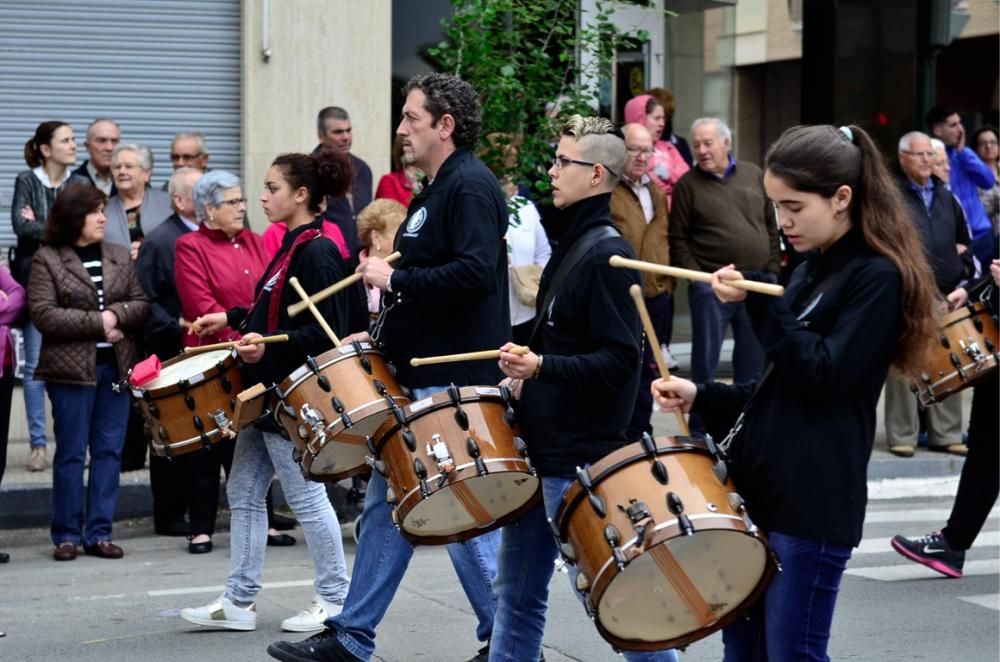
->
xmin=323 ymin=221 xmax=351 ymax=259
xmin=262 ymin=223 xmax=284 ymax=258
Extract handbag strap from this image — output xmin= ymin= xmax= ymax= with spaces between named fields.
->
xmin=527 ymin=225 xmax=618 ymax=346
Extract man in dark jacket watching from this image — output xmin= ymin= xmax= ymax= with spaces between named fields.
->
xmin=884 ymin=131 xmax=971 ymax=458
xmin=315 ymin=106 xmax=373 ymax=258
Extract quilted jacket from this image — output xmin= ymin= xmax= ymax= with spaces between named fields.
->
xmin=28 ymin=242 xmax=150 ymax=385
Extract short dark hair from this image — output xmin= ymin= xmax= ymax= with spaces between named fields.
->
xmin=925 ymin=106 xmax=957 ymax=131
xmin=317 ymin=106 xmax=350 ymax=133
xmin=403 ymin=73 xmax=481 ymax=150
xmin=44 ymin=184 xmax=108 ymax=246
xmin=972 ymin=124 xmax=998 ymax=152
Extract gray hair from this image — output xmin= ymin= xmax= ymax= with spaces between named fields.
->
xmin=561 ymin=115 xmax=626 ymax=186
xmin=317 ymin=106 xmax=350 ymax=132
xmin=930 ymin=138 xmax=946 ymax=153
xmin=172 ymin=131 xmax=209 ymax=156
xmin=86 ymin=117 xmax=120 ymax=140
xmin=691 ymin=117 xmax=732 ymax=144
xmin=112 ymin=143 xmax=153 ymax=172
xmin=168 ymin=167 xmax=203 ymax=198
xmin=192 ymin=170 xmax=242 ymax=222
xmin=898 ymin=131 xmax=930 ymax=152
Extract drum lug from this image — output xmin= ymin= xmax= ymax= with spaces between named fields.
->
xmin=386 ymin=485 xmax=398 ymax=505
xmin=413 ymin=457 xmax=428 ymax=478
xmin=340 ymin=410 xmax=354 ymax=428
xmin=575 ymin=572 xmax=590 ymax=593
xmin=514 ymin=436 xmax=528 ymax=457
xmin=392 ymin=405 xmax=407 ymax=428
xmin=317 ymin=375 xmax=332 ymax=393
xmin=667 ymin=492 xmax=695 ymax=536
xmin=402 ymin=429 xmax=418 ymax=453
xmin=949 ymin=353 xmax=968 ymax=381
xmin=453 ymin=407 xmax=469 ymax=431
xmin=985 ymin=337 xmax=995 ymax=353
xmin=291 ymin=447 xmax=303 ymax=463
xmin=639 ymin=431 xmax=657 ymax=455
xmin=148 ymin=402 xmax=160 ymax=419
xmin=651 ymin=459 xmax=669 ymax=485
xmin=474 ymin=457 xmax=489 ymax=476
xmin=939 ymin=334 xmax=950 ymax=349
xmin=199 ymin=433 xmax=212 ymax=449
xmin=351 ymin=339 xmax=373 ymax=374
xmin=447 ymin=384 xmax=461 ymax=406
xmin=220 ymin=373 xmax=232 ymax=393
xmin=184 ymin=394 xmax=195 ymax=411
xmin=366 ymin=435 xmax=379 ymax=456
xmin=373 ymin=379 xmax=387 ymax=395
xmin=559 ymin=541 xmax=577 ymax=563
xmin=192 ymin=415 xmax=204 ymax=431
xmin=576 ymin=466 xmax=606 ymax=518
xmin=419 ymin=478 xmax=432 ymax=499
xmin=158 ymin=425 xmax=169 ymax=441
xmin=386 ymin=361 xmax=398 ymax=378
xmin=547 ymin=516 xmax=563 ymax=540
xmin=331 ymin=396 xmax=345 ymax=413
xmin=306 ymin=356 xmax=321 ymax=375
xmin=499 ymin=384 xmax=511 ymax=406
xmin=365 ymin=455 xmax=387 ymax=476
xmin=466 ymin=436 xmax=481 ymax=458
xmin=503 ymin=406 xmax=516 ymax=429
xmin=391 ymin=508 xmax=400 ymax=528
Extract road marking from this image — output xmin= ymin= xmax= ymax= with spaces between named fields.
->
xmin=845 ymin=559 xmax=999 ymax=581
xmin=957 ymin=594 xmax=1000 ymax=611
xmin=853 ymin=530 xmax=999 ymax=556
xmin=148 ymin=579 xmax=314 ymax=597
xmin=867 ymin=477 xmax=959 ymax=500
xmin=864 ymin=508 xmax=999 ymax=524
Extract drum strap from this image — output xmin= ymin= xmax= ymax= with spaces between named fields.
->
xmin=527 ymin=225 xmax=619 ymax=347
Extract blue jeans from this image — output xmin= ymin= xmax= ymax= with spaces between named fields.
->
xmin=47 ymin=363 xmax=129 ymax=546
xmin=327 ymin=385 xmax=500 ymax=660
xmin=489 ymin=477 xmax=678 ymax=662
xmin=224 ymin=426 xmax=349 ymax=606
xmin=722 ymin=531 xmax=852 ymax=661
xmin=688 ymin=282 xmax=765 ymax=434
xmin=22 ymin=322 xmax=47 ymax=449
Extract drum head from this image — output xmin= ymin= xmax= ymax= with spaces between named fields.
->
xmin=310 ymin=439 xmax=369 ymax=477
xmin=402 ymin=471 xmax=539 ymax=538
xmin=598 ymin=530 xmax=769 ymax=643
xmin=146 ymin=350 xmax=234 ymax=389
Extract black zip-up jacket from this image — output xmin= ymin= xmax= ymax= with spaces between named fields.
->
xmin=380 ymin=147 xmax=510 ymax=389
xmin=899 ymin=175 xmax=970 ymax=295
xmin=517 ymin=193 xmax=642 ymax=478
xmin=226 ymin=217 xmax=350 ymax=431
xmin=694 ymin=227 xmax=902 ymax=546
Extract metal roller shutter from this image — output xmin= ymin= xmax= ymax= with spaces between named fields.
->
xmin=0 ymin=0 xmax=241 ymax=255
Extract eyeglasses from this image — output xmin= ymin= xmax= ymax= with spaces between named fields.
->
xmin=902 ymin=150 xmax=935 ymax=159
xmin=551 ymin=156 xmax=618 ymax=180
xmin=171 ymin=152 xmax=203 ymax=162
xmin=626 ymin=147 xmax=654 ymax=157
xmin=218 ymin=197 xmax=247 ymax=207
xmin=978 ymin=140 xmax=998 ymax=147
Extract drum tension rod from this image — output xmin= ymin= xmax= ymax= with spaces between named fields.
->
xmin=667 ymin=492 xmax=695 ymax=536
xmin=466 ymin=436 xmax=489 ymax=476
xmin=373 ymin=379 xmax=387 ymax=395
xmin=447 ymin=384 xmax=462 ymax=406
xmin=413 ymin=458 xmax=432 ymax=498
xmin=639 ymin=433 xmax=669 ymax=485
xmin=576 ymin=466 xmax=606 ymax=518
xmin=603 ymin=524 xmax=628 ymax=570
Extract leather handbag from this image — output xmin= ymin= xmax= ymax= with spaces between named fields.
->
xmin=510 ymin=263 xmax=543 ymax=306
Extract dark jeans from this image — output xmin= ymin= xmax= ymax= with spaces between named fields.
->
xmin=0 ymin=368 xmax=15 ymax=485
xmin=722 ymin=531 xmax=852 ymax=662
xmin=943 ymin=375 xmax=999 ymax=550
xmin=48 ymin=363 xmax=130 ymax=546
xmin=647 ymin=292 xmax=674 ymax=347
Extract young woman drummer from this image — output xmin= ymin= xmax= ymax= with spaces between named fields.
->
xmin=652 ymin=124 xmax=937 ymax=660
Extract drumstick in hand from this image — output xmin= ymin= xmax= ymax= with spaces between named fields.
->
xmin=611 ymin=256 xmax=784 ymax=297
xmin=288 ymin=251 xmax=401 ymax=317
xmin=629 ymin=284 xmax=690 ymax=436
xmin=183 ymin=334 xmax=290 ymax=355
xmin=410 ymin=345 xmax=529 ymax=367
xmin=288 ymin=277 xmax=342 ymax=347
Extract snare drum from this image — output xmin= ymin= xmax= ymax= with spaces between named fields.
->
xmin=275 ymin=341 xmax=410 ymax=482
xmin=553 ymin=434 xmax=777 ymax=652
xmin=132 ymin=349 xmax=243 ymax=457
xmin=373 ymin=385 xmax=540 ymax=545
xmin=914 ymin=301 xmax=998 ymax=406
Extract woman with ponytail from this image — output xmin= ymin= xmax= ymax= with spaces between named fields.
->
xmin=652 ymin=124 xmax=937 ymax=660
xmin=12 ymin=121 xmax=77 ymax=473
xmin=180 ymin=149 xmax=355 ymax=634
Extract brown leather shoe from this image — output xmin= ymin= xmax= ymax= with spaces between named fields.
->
xmin=929 ymin=443 xmax=968 ymax=457
xmin=83 ymin=541 xmax=124 ymax=559
xmin=53 ymin=542 xmax=78 ymax=561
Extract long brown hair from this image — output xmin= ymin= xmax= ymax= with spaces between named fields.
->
xmin=765 ymin=124 xmax=937 ymax=376
xmin=24 ymin=121 xmax=70 ymax=169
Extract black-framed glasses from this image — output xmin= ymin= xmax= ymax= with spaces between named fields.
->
xmin=218 ymin=197 xmax=247 ymax=207
xmin=551 ymin=156 xmax=618 ymax=180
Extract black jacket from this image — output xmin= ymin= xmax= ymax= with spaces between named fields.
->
xmin=68 ymin=160 xmax=117 ymax=197
xmin=899 ymin=176 xmax=971 ymax=294
xmin=227 ymin=217 xmax=351 ymax=396
xmin=316 ymin=150 xmax=373 ymax=259
xmin=517 ymin=194 xmax=642 ymax=478
xmin=135 ymin=213 xmax=191 ymax=359
xmin=694 ymin=227 xmax=902 ymax=546
xmin=379 ymin=147 xmax=510 ymax=389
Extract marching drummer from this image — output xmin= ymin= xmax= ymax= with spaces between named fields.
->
xmin=180 ymin=149 xmax=355 ymax=634
xmin=490 ymin=115 xmax=678 ymax=661
xmin=653 ymin=125 xmax=938 ymax=659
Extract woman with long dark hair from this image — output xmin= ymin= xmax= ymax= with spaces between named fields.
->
xmin=180 ymin=149 xmax=354 ymax=634
xmin=652 ymin=124 xmax=937 ymax=660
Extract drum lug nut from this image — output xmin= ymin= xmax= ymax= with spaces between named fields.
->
xmin=419 ymin=478 xmax=432 ymax=499
xmin=193 ymin=415 xmax=204 ymax=431
xmin=184 ymin=394 xmax=195 ymax=410
xmin=373 ymin=379 xmax=387 ymax=395
xmin=386 ymin=486 xmax=398 ymax=505
xmin=604 ymin=523 xmax=620 ymax=547
xmin=317 ymin=375 xmax=332 ymax=392
xmin=474 ymin=457 xmax=488 ymax=476
xmin=678 ymin=513 xmax=695 ymax=536
xmin=453 ymin=407 xmax=469 ymax=431
xmin=667 ymin=491 xmax=685 ymax=515
xmin=392 ymin=405 xmax=407 ymax=428
xmin=402 ymin=429 xmax=417 ymax=453
xmin=331 ymin=396 xmax=345 ymax=414
xmin=158 ymin=425 xmax=169 ymax=441
xmin=220 ymin=375 xmax=232 ymax=393
xmin=514 ymin=436 xmax=528 ymax=457
xmin=466 ymin=436 xmax=481 ymax=458
xmin=651 ymin=460 xmax=669 ymax=485
xmin=503 ymin=407 xmax=516 ymax=429
xmin=560 ymin=541 xmax=577 ymax=562
xmin=306 ymin=356 xmax=321 ymax=375
xmin=413 ymin=457 xmax=428 ymax=479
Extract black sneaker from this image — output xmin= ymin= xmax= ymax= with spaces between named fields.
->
xmin=465 ymin=642 xmax=545 ymax=661
xmin=891 ymin=531 xmax=965 ymax=578
xmin=267 ymin=628 xmax=360 ymax=662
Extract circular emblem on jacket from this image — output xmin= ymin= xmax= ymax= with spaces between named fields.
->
xmin=405 ymin=207 xmax=427 ymax=235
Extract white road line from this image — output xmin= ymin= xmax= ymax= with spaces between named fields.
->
xmin=957 ymin=594 xmax=1000 ymax=611
xmin=845 ymin=559 xmax=999 ymax=581
xmin=854 ymin=530 xmax=1000 ymax=556
xmin=867 ymin=477 xmax=959 ymax=500
xmin=148 ymin=579 xmax=314 ymax=597
xmin=864 ymin=508 xmax=1000 ymax=524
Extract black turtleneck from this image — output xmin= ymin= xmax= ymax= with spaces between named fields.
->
xmin=517 ymin=192 xmax=643 ymax=478
xmin=694 ymin=225 xmax=903 ymax=546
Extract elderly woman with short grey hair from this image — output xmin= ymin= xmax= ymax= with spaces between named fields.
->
xmin=104 ymin=143 xmax=172 ymax=255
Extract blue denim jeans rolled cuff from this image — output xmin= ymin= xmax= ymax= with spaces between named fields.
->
xmin=48 ymin=363 xmax=129 ymax=546
xmin=327 ymin=385 xmax=500 ymax=661
xmin=224 ymin=426 xmax=349 ymax=606
xmin=489 ymin=477 xmax=678 ymax=662
xmin=22 ymin=322 xmax=47 ymax=448
xmin=722 ymin=530 xmax=852 ymax=662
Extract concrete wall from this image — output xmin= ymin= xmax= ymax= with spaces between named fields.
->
xmin=240 ymin=0 xmax=392 ymax=232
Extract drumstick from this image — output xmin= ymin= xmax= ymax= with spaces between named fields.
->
xmin=182 ymin=334 xmax=290 ymax=355
xmin=629 ymin=284 xmax=691 ymax=436
xmin=288 ymin=251 xmax=402 ymax=317
xmin=610 ymin=255 xmax=785 ymax=297
xmin=288 ymin=276 xmax=342 ymax=347
xmin=410 ymin=345 xmax=530 ymax=367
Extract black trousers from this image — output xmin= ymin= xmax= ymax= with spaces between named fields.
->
xmin=943 ymin=375 xmax=999 ymax=550
xmin=0 ymin=368 xmax=15 ymax=485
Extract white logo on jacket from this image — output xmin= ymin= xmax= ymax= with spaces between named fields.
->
xmin=403 ymin=207 xmax=428 ymax=237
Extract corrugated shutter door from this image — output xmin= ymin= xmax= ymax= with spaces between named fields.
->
xmin=0 ymin=0 xmax=241 ymax=254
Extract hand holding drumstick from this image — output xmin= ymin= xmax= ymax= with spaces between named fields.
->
xmin=651 ymin=377 xmax=697 ymax=415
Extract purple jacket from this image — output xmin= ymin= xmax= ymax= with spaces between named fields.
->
xmin=0 ymin=266 xmax=26 ymax=377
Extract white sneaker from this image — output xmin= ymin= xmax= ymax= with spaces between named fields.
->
xmin=661 ymin=344 xmax=680 ymax=371
xmin=180 ymin=595 xmax=256 ymax=631
xmin=280 ymin=596 xmax=344 ymax=632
